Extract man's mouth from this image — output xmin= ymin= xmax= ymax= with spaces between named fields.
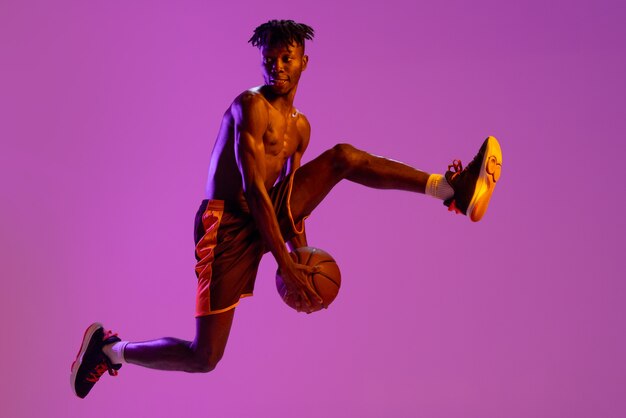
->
xmin=270 ymin=78 xmax=288 ymax=86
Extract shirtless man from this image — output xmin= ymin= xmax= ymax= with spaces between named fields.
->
xmin=71 ymin=20 xmax=502 ymax=398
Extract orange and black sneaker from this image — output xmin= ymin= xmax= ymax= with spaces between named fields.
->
xmin=71 ymin=323 xmax=122 ymax=398
xmin=444 ymin=136 xmax=502 ymax=222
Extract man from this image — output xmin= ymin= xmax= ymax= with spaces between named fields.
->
xmin=71 ymin=20 xmax=502 ymax=398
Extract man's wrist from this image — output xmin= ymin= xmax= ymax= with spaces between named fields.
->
xmin=275 ymin=246 xmax=294 ymax=271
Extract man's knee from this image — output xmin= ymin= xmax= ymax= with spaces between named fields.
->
xmin=189 ymin=350 xmax=223 ymax=373
xmin=330 ymin=143 xmax=364 ymax=173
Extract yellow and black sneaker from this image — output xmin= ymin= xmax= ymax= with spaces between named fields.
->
xmin=71 ymin=323 xmax=122 ymax=399
xmin=444 ymin=136 xmax=502 ymax=222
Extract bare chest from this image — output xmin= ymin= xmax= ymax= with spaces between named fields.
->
xmin=263 ymin=109 xmax=300 ymax=158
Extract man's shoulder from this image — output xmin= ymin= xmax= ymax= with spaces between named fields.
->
xmin=232 ymin=87 xmax=268 ymax=109
xmin=295 ymin=111 xmax=310 ymax=132
xmin=229 ymin=88 xmax=270 ymax=126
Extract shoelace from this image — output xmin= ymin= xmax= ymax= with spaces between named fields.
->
xmin=448 ymin=145 xmax=484 ymax=179
xmin=447 ymin=159 xmax=463 ymax=173
xmin=103 ymin=329 xmax=118 ymax=341
xmin=446 ymin=160 xmax=464 ymax=214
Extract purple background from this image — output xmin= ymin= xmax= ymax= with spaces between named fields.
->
xmin=2 ymin=0 xmax=625 ymax=417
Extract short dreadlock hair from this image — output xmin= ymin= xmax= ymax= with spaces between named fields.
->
xmin=248 ymin=20 xmax=314 ymax=50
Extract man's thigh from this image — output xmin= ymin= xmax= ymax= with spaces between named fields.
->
xmin=289 ymin=148 xmax=343 ymax=222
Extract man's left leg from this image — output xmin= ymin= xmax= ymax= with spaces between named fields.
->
xmin=71 ymin=311 xmax=235 ymax=398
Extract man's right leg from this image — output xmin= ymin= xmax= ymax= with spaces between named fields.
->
xmin=288 ymin=138 xmax=502 ymax=223
xmin=288 ymin=143 xmax=432 ymax=221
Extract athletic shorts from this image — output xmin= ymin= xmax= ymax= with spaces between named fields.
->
xmin=193 ymin=172 xmax=307 ymax=316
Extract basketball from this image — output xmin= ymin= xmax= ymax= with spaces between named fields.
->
xmin=276 ymin=247 xmax=341 ymax=312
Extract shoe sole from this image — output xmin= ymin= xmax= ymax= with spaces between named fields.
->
xmin=466 ymin=136 xmax=502 ymax=222
xmin=70 ymin=322 xmax=103 ymax=398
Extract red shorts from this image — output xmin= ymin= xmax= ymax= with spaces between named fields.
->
xmin=193 ymin=173 xmax=307 ymax=316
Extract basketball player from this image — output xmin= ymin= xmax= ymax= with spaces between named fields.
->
xmin=71 ymin=20 xmax=502 ymax=398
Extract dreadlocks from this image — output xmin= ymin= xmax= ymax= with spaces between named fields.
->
xmin=248 ymin=20 xmax=315 ymax=50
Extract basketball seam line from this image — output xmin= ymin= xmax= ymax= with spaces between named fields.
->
xmin=304 ymin=249 xmax=314 ymax=266
xmin=314 ymin=272 xmax=340 ymax=288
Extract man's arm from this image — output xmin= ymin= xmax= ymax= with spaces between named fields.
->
xmin=285 ymin=114 xmax=311 ymax=251
xmin=233 ymin=95 xmax=321 ymax=312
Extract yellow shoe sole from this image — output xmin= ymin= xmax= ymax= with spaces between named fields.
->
xmin=467 ymin=136 xmax=502 ymax=222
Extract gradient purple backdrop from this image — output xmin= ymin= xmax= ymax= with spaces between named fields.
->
xmin=2 ymin=0 xmax=625 ymax=417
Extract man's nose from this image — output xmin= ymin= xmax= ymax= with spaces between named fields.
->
xmin=273 ymin=60 xmax=284 ymax=72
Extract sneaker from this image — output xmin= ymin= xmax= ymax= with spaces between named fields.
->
xmin=444 ymin=136 xmax=502 ymax=222
xmin=70 ymin=322 xmax=122 ymax=398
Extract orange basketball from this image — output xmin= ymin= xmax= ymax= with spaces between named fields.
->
xmin=276 ymin=247 xmax=341 ymax=312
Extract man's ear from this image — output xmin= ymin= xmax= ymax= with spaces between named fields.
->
xmin=302 ymin=54 xmax=309 ymax=71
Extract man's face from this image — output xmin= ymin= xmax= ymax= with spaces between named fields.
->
xmin=260 ymin=42 xmax=308 ymax=95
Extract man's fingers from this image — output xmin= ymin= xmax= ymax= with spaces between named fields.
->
xmin=304 ymin=282 xmax=323 ymax=305
xmin=296 ymin=263 xmax=320 ymax=275
xmin=307 ymin=265 xmax=321 ymax=275
xmin=295 ymin=287 xmax=318 ymax=313
xmin=299 ymin=288 xmax=312 ymax=308
xmin=284 ymin=266 xmax=324 ymax=313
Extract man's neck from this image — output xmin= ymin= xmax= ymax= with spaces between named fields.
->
xmin=260 ymin=85 xmax=298 ymax=116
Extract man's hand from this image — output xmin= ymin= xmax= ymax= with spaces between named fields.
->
xmin=279 ymin=259 xmax=323 ymax=313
